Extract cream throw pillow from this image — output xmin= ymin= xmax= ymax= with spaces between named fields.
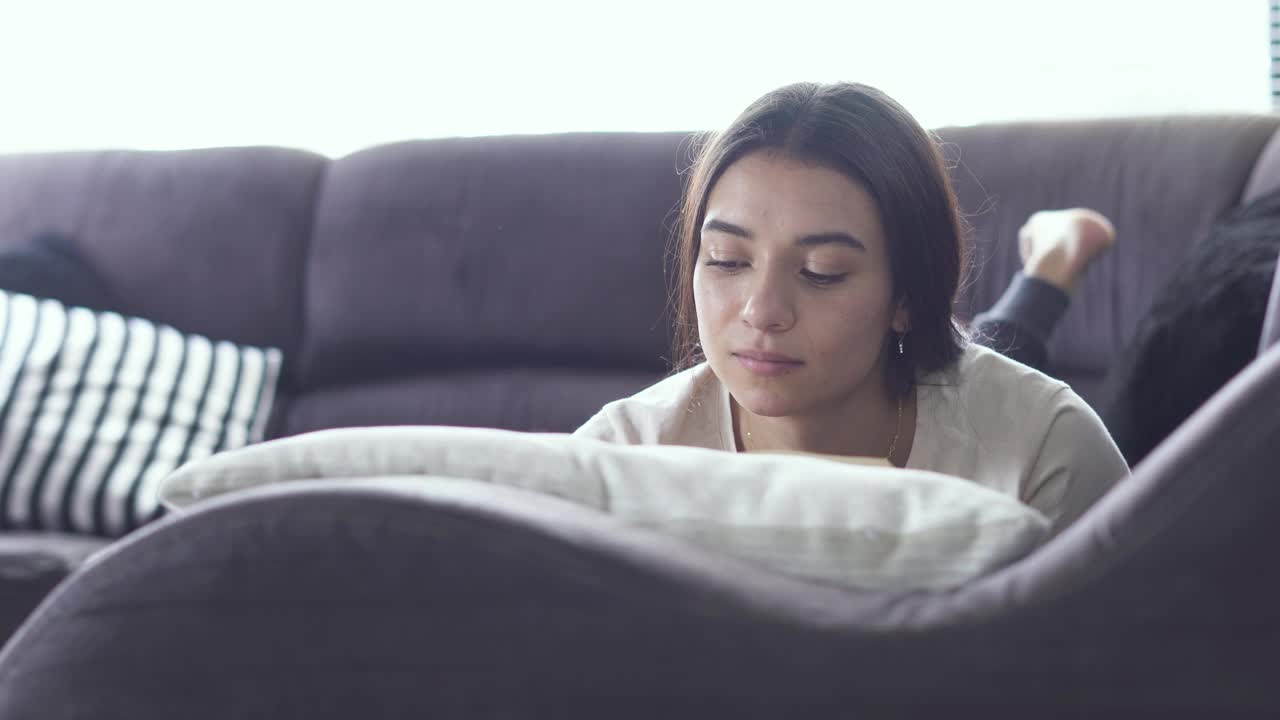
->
xmin=160 ymin=426 xmax=1049 ymax=591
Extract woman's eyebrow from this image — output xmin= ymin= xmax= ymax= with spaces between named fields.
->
xmin=702 ymin=218 xmax=751 ymax=238
xmin=796 ymin=232 xmax=866 ymax=251
xmin=703 ymin=218 xmax=866 ymax=252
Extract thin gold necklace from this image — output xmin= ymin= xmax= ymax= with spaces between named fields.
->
xmin=742 ymin=394 xmax=905 ymax=464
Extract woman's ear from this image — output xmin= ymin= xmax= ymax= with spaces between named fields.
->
xmin=891 ymin=300 xmax=911 ymax=335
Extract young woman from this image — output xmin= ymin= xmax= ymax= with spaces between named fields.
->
xmin=574 ymin=82 xmax=1128 ymax=535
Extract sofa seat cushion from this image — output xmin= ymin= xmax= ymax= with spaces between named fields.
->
xmin=0 ymin=532 xmax=112 ymax=643
xmin=0 ymin=532 xmax=111 ymax=577
xmin=162 ymin=426 xmax=1050 ymax=592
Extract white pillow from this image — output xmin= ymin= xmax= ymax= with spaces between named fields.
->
xmin=160 ymin=426 xmax=1049 ymax=591
xmin=0 ymin=290 xmax=282 ymax=537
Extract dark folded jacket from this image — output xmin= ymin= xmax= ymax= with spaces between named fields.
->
xmin=1102 ymin=189 xmax=1280 ymax=466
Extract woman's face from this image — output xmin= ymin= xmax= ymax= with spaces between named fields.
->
xmin=693 ymin=150 xmax=908 ymax=418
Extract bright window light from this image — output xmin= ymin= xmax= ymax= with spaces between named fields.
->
xmin=0 ymin=0 xmax=1270 ymax=156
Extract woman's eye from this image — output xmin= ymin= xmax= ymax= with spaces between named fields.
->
xmin=801 ymin=269 xmax=848 ymax=286
xmin=704 ymin=260 xmax=745 ymax=270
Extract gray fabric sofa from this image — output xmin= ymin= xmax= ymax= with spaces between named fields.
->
xmin=0 ymin=116 xmax=1278 ymax=716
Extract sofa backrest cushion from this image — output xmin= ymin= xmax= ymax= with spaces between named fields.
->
xmin=299 ymin=133 xmax=688 ymax=391
xmin=0 ymin=147 xmax=325 ymax=387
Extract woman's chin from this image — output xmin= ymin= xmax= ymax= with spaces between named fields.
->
xmin=726 ymin=385 xmax=807 ymax=419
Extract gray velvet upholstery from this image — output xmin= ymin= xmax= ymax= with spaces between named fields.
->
xmin=0 ymin=148 xmax=324 ymax=375
xmin=0 ymin=534 xmax=108 ymax=644
xmin=1262 ymin=258 xmax=1280 ymax=353
xmin=282 ymin=368 xmax=661 ymax=437
xmin=0 ymin=116 xmax=1279 ymax=714
xmin=300 ymin=134 xmax=682 ymax=388
xmin=1 ymin=342 xmax=1278 ymax=716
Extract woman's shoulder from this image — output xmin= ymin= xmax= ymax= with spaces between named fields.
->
xmin=931 ymin=341 xmax=1073 ymax=408
xmin=615 ymin=362 xmax=720 ymax=412
xmin=913 ymin=342 xmax=1126 ymax=530
xmin=573 ymin=363 xmax=727 ymax=447
xmin=916 ymin=342 xmax=1082 ymax=459
xmin=938 ymin=344 xmax=1127 ymax=533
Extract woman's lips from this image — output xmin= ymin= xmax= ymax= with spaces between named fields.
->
xmin=734 ymin=352 xmax=804 ymax=376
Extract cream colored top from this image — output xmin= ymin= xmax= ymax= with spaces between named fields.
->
xmin=574 ymin=343 xmax=1129 ymax=535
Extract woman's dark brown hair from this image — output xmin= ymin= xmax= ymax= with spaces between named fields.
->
xmin=668 ymin=81 xmax=968 ymax=398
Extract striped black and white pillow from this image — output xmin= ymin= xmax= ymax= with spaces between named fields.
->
xmin=0 ymin=290 xmax=282 ymax=537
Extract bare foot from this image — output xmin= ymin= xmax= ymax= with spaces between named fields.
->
xmin=1018 ymin=208 xmax=1116 ymax=291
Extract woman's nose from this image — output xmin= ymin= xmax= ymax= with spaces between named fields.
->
xmin=740 ymin=274 xmax=795 ymax=333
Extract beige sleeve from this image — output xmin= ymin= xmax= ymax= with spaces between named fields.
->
xmin=572 ymin=402 xmax=645 ymax=444
xmin=571 ymin=367 xmax=735 ymax=451
xmin=1023 ymin=388 xmax=1131 ymax=536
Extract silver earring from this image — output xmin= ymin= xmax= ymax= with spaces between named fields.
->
xmin=897 ymin=333 xmax=905 ymax=355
